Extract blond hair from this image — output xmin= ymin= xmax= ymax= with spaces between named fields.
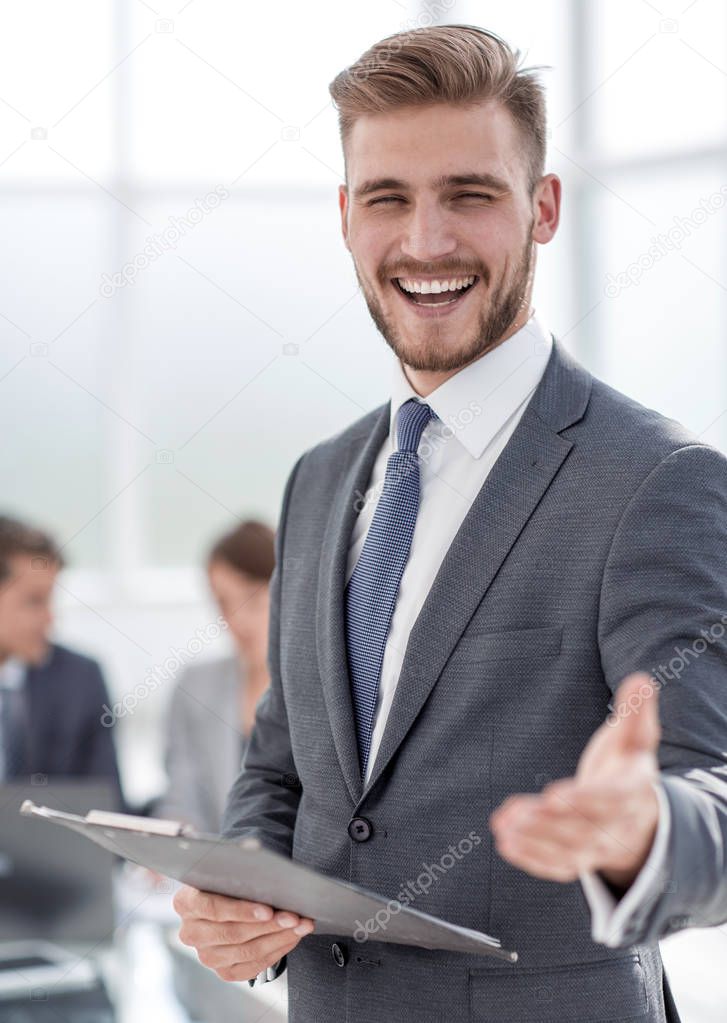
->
xmin=329 ymin=24 xmax=549 ymax=196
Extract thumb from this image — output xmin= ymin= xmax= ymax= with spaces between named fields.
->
xmin=609 ymin=671 xmax=661 ymax=753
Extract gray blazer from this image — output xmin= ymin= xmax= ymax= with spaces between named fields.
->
xmin=157 ymin=656 xmax=246 ymax=834
xmin=222 ymin=337 xmax=727 ymax=1023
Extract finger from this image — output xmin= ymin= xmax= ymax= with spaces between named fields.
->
xmin=543 ymin=785 xmax=644 ymax=821
xmin=526 ymin=798 xmax=646 ymax=857
xmin=179 ymin=911 xmax=315 ymax=949
xmin=180 ymin=917 xmax=280 ymax=949
xmin=496 ymin=832 xmax=588 ymax=880
xmin=203 ymin=920 xmax=314 ymax=971
xmin=213 ymin=927 xmax=306 ymax=982
xmin=509 ymin=800 xmax=652 ymax=867
xmin=500 ymin=807 xmax=599 ymax=848
xmin=211 ymin=926 xmax=313 ymax=981
xmin=489 ymin=794 xmax=541 ymax=829
xmin=173 ymin=886 xmax=275 ymax=924
xmin=490 ymin=793 xmax=587 ymax=837
xmin=274 ymin=916 xmax=314 ymax=932
xmin=497 ymin=826 xmax=572 ymax=862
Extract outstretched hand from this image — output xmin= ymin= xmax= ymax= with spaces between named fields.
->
xmin=489 ymin=672 xmax=661 ymax=890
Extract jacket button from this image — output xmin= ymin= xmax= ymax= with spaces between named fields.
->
xmin=331 ymin=942 xmax=346 ymax=967
xmin=348 ymin=816 xmax=373 ymax=842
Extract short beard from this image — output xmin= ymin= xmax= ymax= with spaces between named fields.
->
xmin=354 ymin=229 xmax=535 ymax=373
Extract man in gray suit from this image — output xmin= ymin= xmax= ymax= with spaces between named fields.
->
xmin=173 ymin=25 xmax=727 ymax=1021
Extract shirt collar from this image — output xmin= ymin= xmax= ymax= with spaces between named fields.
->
xmin=0 ymin=656 xmax=27 ymax=691
xmin=388 ymin=310 xmax=553 ymax=460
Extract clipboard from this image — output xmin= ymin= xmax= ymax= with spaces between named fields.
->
xmin=20 ymin=801 xmax=517 ymax=963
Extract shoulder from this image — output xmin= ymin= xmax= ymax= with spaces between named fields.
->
xmin=31 ymin=644 xmax=110 ymax=709
xmin=575 ymin=370 xmax=726 ymax=487
xmin=43 ymin=642 xmax=104 ymax=683
xmin=589 ymin=375 xmax=699 ymax=450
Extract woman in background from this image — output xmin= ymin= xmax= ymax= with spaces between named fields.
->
xmin=154 ymin=519 xmax=275 ymax=833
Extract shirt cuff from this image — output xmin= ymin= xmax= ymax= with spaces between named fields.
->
xmin=579 ymin=780 xmax=671 ymax=947
xmin=247 ymin=956 xmax=285 ymax=987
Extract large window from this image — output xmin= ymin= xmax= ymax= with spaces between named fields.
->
xmin=5 ymin=1 xmax=723 ymax=588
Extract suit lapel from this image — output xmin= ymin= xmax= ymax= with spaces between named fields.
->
xmin=316 ymin=404 xmax=391 ymax=803
xmin=362 ymin=338 xmax=592 ymax=797
xmin=317 ymin=338 xmax=593 ymax=805
xmin=359 ymin=426 xmax=573 ymax=800
xmin=22 ymin=660 xmax=47 ymax=775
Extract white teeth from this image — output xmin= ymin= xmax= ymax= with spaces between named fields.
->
xmin=397 ymin=275 xmax=475 ymax=294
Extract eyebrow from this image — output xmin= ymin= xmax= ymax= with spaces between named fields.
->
xmin=352 ymin=172 xmax=512 ymax=199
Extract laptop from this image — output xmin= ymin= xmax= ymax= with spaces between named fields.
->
xmin=0 ymin=779 xmax=118 ymax=943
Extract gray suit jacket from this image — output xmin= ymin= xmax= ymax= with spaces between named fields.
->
xmin=157 ymin=656 xmax=247 ymax=834
xmin=222 ymin=337 xmax=727 ymax=1022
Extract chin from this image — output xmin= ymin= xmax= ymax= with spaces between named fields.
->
xmin=396 ymin=338 xmax=479 ymax=374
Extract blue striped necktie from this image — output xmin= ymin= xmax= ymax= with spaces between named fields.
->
xmin=345 ymin=397 xmax=437 ymax=777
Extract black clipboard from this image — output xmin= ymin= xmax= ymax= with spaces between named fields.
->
xmin=20 ymin=801 xmax=517 ymax=962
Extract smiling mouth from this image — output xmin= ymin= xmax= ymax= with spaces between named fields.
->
xmin=392 ymin=274 xmax=480 ymax=307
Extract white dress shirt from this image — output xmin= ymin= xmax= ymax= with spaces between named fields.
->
xmin=0 ymin=655 xmax=27 ymax=783
xmin=344 ymin=309 xmax=670 ymax=947
xmin=0 ymin=656 xmax=26 ymax=690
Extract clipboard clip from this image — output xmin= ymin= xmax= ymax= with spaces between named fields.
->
xmin=20 ymin=801 xmax=198 ymax=838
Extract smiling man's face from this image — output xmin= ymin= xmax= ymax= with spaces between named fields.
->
xmin=339 ymin=99 xmax=560 ymax=389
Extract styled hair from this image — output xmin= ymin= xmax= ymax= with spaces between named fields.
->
xmin=207 ymin=519 xmax=275 ymax=581
xmin=328 ymin=24 xmax=549 ymax=195
xmin=0 ymin=515 xmax=65 ymax=582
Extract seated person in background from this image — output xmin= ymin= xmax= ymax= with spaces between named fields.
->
xmin=0 ymin=515 xmax=123 ymax=806
xmin=153 ymin=519 xmax=275 ymax=834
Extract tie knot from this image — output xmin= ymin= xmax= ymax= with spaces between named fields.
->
xmin=395 ymin=399 xmax=436 ymax=453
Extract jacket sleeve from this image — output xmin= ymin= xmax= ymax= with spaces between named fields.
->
xmin=596 ymin=441 xmax=727 ymax=947
xmin=220 ymin=451 xmax=307 ymax=858
xmin=579 ymin=779 xmax=671 ymax=945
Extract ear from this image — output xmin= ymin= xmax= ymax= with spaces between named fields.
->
xmin=531 ymin=173 xmax=561 ymax=245
xmin=338 ymin=184 xmax=350 ymax=251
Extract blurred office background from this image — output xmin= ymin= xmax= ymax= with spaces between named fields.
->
xmin=1 ymin=0 xmax=726 ymax=1019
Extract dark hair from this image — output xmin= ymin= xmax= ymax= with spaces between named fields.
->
xmin=0 ymin=515 xmax=65 ymax=582
xmin=329 ymin=24 xmax=549 ymax=196
xmin=207 ymin=519 xmax=275 ymax=581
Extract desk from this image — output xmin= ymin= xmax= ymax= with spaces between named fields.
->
xmin=0 ymin=863 xmax=288 ymax=1023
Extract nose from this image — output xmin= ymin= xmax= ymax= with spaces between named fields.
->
xmin=400 ymin=198 xmax=457 ymax=264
